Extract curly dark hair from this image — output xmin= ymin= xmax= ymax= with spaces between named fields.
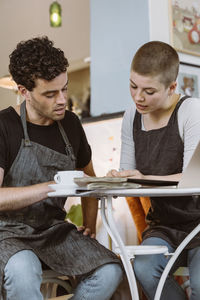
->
xmin=9 ymin=36 xmax=69 ymax=91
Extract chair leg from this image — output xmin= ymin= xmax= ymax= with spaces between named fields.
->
xmin=41 ymin=282 xmax=54 ymax=300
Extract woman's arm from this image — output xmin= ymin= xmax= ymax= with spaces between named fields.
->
xmin=178 ymin=98 xmax=200 ymax=170
xmin=120 ymin=105 xmax=136 ymax=171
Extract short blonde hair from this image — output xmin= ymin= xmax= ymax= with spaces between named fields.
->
xmin=131 ymin=41 xmax=179 ymax=88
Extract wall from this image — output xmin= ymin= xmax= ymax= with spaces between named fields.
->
xmin=90 ymin=0 xmax=150 ymax=116
xmin=83 ymin=117 xmax=138 ymax=247
xmin=67 ymin=67 xmax=90 ymax=118
xmin=90 ymin=0 xmax=200 ymax=117
xmin=148 ymin=0 xmax=200 ymax=65
xmin=0 ymin=0 xmax=90 ymax=109
xmin=65 ymin=117 xmax=138 ymax=248
xmin=1 ymin=1 xmax=200 ymax=112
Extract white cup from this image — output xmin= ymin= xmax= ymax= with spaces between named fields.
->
xmin=54 ymin=170 xmax=84 ymax=185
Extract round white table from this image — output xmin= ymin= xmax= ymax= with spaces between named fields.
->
xmin=48 ymin=187 xmax=200 ymax=300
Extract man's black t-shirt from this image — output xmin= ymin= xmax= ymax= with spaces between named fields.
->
xmin=0 ymin=106 xmax=91 ymax=175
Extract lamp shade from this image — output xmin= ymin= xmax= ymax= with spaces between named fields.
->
xmin=50 ymin=1 xmax=62 ymax=27
xmin=0 ymin=76 xmax=18 ymax=90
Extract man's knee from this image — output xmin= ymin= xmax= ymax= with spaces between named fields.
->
xmin=95 ymin=263 xmax=123 ymax=286
xmin=105 ymin=263 xmax=123 ymax=284
xmin=4 ymin=250 xmax=42 ymax=288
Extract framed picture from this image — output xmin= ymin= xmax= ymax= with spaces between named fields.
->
xmin=176 ymin=62 xmax=200 ymax=97
xmin=169 ymin=0 xmax=200 ymax=56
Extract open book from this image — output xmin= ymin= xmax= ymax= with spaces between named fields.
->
xmin=74 ymin=176 xmax=178 ymax=190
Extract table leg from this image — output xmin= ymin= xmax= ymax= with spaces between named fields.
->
xmin=100 ymin=196 xmax=139 ymax=300
xmin=100 ymin=197 xmax=118 ymax=246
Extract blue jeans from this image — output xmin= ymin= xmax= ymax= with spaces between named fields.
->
xmin=134 ymin=237 xmax=200 ymax=300
xmin=2 ymin=250 xmax=123 ymax=300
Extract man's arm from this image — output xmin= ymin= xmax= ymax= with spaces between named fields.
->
xmin=0 ymin=167 xmax=53 ymax=211
xmin=78 ymin=160 xmax=98 ymax=236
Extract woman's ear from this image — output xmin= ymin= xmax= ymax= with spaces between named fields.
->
xmin=168 ymin=81 xmax=177 ymax=96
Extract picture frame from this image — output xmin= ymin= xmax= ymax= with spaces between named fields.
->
xmin=169 ymin=0 xmax=200 ymax=56
xmin=176 ymin=61 xmax=200 ymax=97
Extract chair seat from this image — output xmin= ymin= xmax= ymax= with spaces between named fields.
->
xmin=115 ymin=245 xmax=169 ymax=258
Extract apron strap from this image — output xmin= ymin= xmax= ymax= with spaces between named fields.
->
xmin=174 ymin=95 xmax=190 ymax=110
xmin=57 ymin=121 xmax=76 ymax=161
xmin=20 ymin=101 xmax=32 ymax=147
xmin=167 ymin=95 xmax=191 ymax=126
xmin=20 ymin=101 xmax=76 ymax=161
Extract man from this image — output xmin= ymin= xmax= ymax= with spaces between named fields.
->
xmin=0 ymin=36 xmax=122 ymax=300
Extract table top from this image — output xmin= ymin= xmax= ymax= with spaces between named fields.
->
xmin=48 ymin=186 xmax=200 ymax=198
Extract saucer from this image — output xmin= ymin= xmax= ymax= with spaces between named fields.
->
xmin=49 ymin=184 xmax=78 ymax=192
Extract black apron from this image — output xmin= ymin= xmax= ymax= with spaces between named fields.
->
xmin=0 ymin=101 xmax=120 ymax=292
xmin=133 ymin=96 xmax=200 ymax=249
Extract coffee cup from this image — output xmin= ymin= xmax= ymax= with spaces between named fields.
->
xmin=54 ymin=170 xmax=84 ymax=185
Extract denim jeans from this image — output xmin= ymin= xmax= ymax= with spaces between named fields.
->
xmin=2 ymin=250 xmax=123 ymax=300
xmin=134 ymin=237 xmax=200 ymax=300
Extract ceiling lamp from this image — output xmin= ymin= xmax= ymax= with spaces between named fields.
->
xmin=50 ymin=1 xmax=62 ymax=27
xmin=0 ymin=75 xmax=21 ymax=105
xmin=0 ymin=76 xmax=17 ymax=91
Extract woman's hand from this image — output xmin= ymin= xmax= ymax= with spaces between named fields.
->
xmin=107 ymin=169 xmax=182 ymax=182
xmin=106 ymin=169 xmax=120 ymax=177
xmin=107 ymin=169 xmax=144 ymax=178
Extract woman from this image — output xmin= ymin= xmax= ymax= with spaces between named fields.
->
xmin=108 ymin=41 xmax=200 ymax=300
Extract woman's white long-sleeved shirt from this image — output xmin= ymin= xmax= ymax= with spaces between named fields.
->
xmin=120 ymin=97 xmax=200 ymax=172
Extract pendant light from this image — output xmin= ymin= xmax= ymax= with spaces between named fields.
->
xmin=0 ymin=75 xmax=21 ymax=105
xmin=50 ymin=1 xmax=62 ymax=27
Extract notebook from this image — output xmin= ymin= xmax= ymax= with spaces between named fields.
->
xmin=74 ymin=176 xmax=141 ymax=189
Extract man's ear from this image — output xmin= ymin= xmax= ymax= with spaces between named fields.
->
xmin=168 ymin=81 xmax=177 ymax=96
xmin=17 ymin=85 xmax=31 ymax=100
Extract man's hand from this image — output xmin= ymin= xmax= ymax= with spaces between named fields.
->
xmin=77 ymin=226 xmax=95 ymax=238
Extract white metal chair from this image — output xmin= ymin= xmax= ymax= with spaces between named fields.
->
xmin=41 ymin=270 xmax=73 ymax=299
xmin=0 ymin=270 xmax=73 ymax=300
xmin=100 ymin=195 xmax=198 ymax=300
xmin=174 ymin=267 xmax=190 ymax=296
xmin=114 ymin=246 xmax=191 ymax=299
